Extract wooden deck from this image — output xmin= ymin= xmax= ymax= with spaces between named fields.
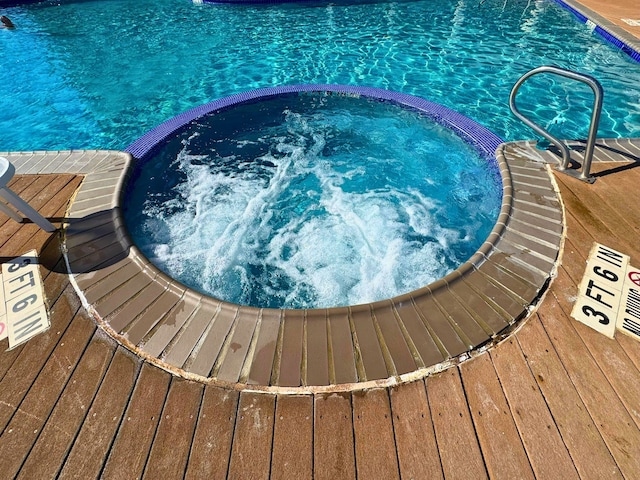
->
xmin=1 ymin=139 xmax=640 ymax=478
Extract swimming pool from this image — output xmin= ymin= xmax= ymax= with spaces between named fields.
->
xmin=123 ymin=86 xmax=503 ymax=309
xmin=1 ymin=0 xmax=639 ymax=152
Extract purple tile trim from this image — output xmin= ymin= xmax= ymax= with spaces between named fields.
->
xmin=550 ymin=0 xmax=640 ymax=63
xmin=125 ymin=84 xmax=503 ymax=167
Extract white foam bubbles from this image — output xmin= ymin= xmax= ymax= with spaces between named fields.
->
xmin=130 ymin=95 xmax=500 ymax=308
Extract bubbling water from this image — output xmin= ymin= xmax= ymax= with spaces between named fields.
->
xmin=125 ymin=93 xmax=501 ymax=309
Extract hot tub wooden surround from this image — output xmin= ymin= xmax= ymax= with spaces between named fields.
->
xmin=2 ymin=143 xmax=565 ymax=390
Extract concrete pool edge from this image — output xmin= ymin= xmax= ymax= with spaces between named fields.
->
xmin=1 ymin=135 xmax=565 ymax=392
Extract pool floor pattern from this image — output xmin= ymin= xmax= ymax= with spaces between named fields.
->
xmin=0 ymin=138 xmax=576 ymax=390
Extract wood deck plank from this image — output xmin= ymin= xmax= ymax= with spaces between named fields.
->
xmin=551 ymin=268 xmax=640 ymax=429
xmin=142 ymin=378 xmax=204 ymax=480
xmin=389 ymin=380 xmax=443 ymax=480
xmin=40 ymin=246 xmax=75 ymax=310
xmin=0 ymin=175 xmax=72 ymax=250
xmin=553 ymin=173 xmax=639 ymax=260
xmin=490 ymin=338 xmax=580 ymax=480
xmin=617 ymin=332 xmax=640 ymax=372
xmin=227 ymin=391 xmax=276 ymax=480
xmin=426 ymin=368 xmax=488 ymax=479
xmin=12 ymin=332 xmax=114 ymax=480
xmin=0 ymin=306 xmax=95 ymax=476
xmin=559 ymin=236 xmax=590 ymax=287
xmin=537 ymin=291 xmax=640 ymax=477
xmin=1 ymin=175 xmax=80 ymax=257
xmin=271 ymin=395 xmax=314 ymax=480
xmin=352 ymin=388 xmax=400 ymax=480
xmin=101 ymin=363 xmax=172 ymax=480
xmin=459 ymin=353 xmax=535 ymax=479
xmin=0 ymin=287 xmax=89 ymax=432
xmin=0 ymin=177 xmax=46 ymax=248
xmin=314 ymin=392 xmax=356 ymax=480
xmin=588 ymin=162 xmax=640 ymax=232
xmin=516 ymin=317 xmax=624 ymax=479
xmin=185 ymin=386 xmax=239 ymax=480
xmin=57 ymin=348 xmax=139 ymax=480
xmin=0 ymin=176 xmax=81 ymax=381
xmin=0 ymin=344 xmax=21 ymax=383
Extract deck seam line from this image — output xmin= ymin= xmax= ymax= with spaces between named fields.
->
xmin=52 ymin=334 xmax=118 ymax=479
xmin=455 ymin=367 xmax=492 ymax=478
xmin=385 ymin=387 xmax=404 ymax=480
xmin=421 ymin=378 xmax=446 ymax=478
xmin=139 ymin=375 xmax=176 ymax=479
xmin=181 ymin=382 xmax=207 ymax=479
xmin=485 ymin=347 xmax=539 ymax=478
xmin=512 ymin=331 xmax=583 ymax=477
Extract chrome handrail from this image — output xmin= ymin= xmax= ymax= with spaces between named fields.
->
xmin=509 ymin=65 xmax=603 ymax=183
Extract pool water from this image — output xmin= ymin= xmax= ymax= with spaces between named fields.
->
xmin=1 ymin=0 xmax=640 ymax=152
xmin=123 ymin=93 xmax=502 ymax=308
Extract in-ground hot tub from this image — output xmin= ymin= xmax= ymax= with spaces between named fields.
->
xmin=57 ymin=84 xmax=561 ymax=389
xmin=124 ymin=85 xmax=504 ymax=310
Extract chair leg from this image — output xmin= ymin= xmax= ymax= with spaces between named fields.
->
xmin=0 ymin=199 xmax=25 ymax=223
xmin=0 ymin=187 xmax=57 ymax=232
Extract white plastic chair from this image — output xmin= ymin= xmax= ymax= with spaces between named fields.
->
xmin=0 ymin=156 xmax=56 ymax=232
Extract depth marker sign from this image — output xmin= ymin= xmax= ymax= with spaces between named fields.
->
xmin=1 ymin=250 xmax=50 ymax=349
xmin=571 ymin=243 xmax=640 ymax=342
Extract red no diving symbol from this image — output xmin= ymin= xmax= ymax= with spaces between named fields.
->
xmin=629 ymin=271 xmax=640 ymax=287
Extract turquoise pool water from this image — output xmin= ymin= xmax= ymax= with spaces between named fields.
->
xmin=1 ymin=0 xmax=639 ymax=152
xmin=123 ymin=93 xmax=502 ymax=308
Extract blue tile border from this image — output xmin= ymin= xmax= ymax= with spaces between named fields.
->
xmin=124 ymin=84 xmax=504 ymax=169
xmin=550 ymin=0 xmax=640 ymax=63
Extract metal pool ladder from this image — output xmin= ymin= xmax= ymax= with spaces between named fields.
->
xmin=509 ymin=65 xmax=604 ymax=183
